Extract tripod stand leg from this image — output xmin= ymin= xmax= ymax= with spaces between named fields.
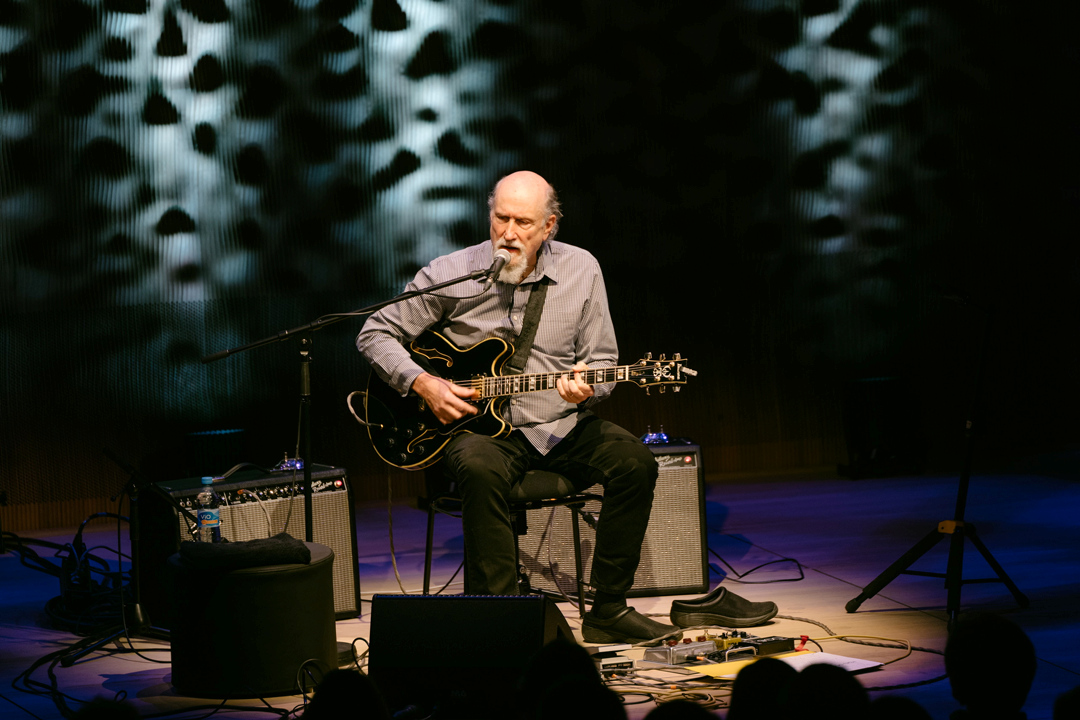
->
xmin=965 ymin=525 xmax=1031 ymax=609
xmin=846 ymin=527 xmax=943 ymax=613
xmin=60 ymin=624 xmax=127 ymax=667
xmin=59 ymin=602 xmax=168 ymax=667
xmin=945 ymin=525 xmax=966 ymax=626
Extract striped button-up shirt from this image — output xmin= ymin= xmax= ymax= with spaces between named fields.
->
xmin=356 ymin=239 xmax=618 ymax=454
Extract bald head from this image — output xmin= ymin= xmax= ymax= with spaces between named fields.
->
xmin=488 ymin=171 xmax=562 ymax=241
xmin=487 ymin=171 xmax=562 ymax=283
xmin=495 ymin=170 xmax=550 ymax=200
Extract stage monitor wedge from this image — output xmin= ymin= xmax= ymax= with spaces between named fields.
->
xmin=368 ymin=594 xmax=573 ymax=717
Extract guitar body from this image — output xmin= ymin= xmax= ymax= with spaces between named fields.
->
xmin=363 ymin=331 xmax=515 ymax=470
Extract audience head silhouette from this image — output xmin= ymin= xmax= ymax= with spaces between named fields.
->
xmin=1054 ymin=684 xmax=1080 ymax=720
xmin=787 ymin=662 xmax=870 ymax=720
xmin=301 ymin=668 xmax=390 ymax=720
xmin=516 ymin=637 xmax=626 ymax=720
xmin=945 ymin=613 xmax=1036 ymax=720
xmin=727 ymin=656 xmax=797 ymax=720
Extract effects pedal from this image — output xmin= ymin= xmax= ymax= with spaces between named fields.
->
xmin=642 ymin=640 xmax=718 ymax=665
xmin=590 ymin=643 xmax=635 ymax=676
xmin=706 ymin=636 xmax=796 ymax=663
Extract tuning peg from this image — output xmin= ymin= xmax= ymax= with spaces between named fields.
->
xmin=674 ymin=386 xmax=681 ymax=392
xmin=674 ymin=353 xmax=681 ymax=360
xmin=645 ymin=352 xmax=653 ymax=360
xmin=659 ymin=353 xmax=667 ymax=361
xmin=659 ymin=385 xmax=666 ymax=394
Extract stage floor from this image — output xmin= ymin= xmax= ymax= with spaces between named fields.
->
xmin=2 ymin=456 xmax=1078 ymax=719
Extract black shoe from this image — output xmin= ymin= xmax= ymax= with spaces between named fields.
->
xmin=581 ymin=607 xmax=682 ymax=645
xmin=669 ymin=586 xmax=778 ymax=628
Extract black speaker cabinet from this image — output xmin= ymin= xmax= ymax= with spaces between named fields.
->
xmin=132 ymin=464 xmax=360 ymax=627
xmin=368 ymin=594 xmax=573 ymax=716
xmin=518 ymin=443 xmax=708 ymax=598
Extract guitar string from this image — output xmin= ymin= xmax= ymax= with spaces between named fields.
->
xmin=470 ymin=365 xmax=664 ymax=398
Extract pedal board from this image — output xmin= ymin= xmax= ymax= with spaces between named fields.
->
xmin=642 ymin=632 xmax=797 ymax=667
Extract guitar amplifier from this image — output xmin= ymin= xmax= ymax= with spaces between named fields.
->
xmin=132 ymin=464 xmax=360 ymax=627
xmin=518 ymin=443 xmax=708 ymax=598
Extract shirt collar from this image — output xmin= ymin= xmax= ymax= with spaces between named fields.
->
xmin=525 ymin=241 xmax=557 ymax=284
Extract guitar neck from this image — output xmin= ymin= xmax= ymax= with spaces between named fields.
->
xmin=477 ymin=366 xmax=635 ymax=399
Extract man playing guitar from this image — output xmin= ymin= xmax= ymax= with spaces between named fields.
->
xmin=357 ymin=170 xmax=676 ymax=644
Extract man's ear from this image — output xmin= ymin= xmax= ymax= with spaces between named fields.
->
xmin=543 ymin=214 xmax=556 ymax=240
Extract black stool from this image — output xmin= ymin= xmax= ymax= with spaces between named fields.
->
xmin=168 ymin=541 xmax=337 ymax=698
xmin=421 ymin=469 xmax=601 ymax=616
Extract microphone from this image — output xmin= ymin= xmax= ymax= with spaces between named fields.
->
xmin=484 ymin=249 xmax=512 ymax=281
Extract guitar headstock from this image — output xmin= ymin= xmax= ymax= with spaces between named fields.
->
xmin=629 ymin=353 xmax=698 ymax=394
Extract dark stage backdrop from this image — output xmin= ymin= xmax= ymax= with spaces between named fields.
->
xmin=2 ymin=0 xmax=1077 ymax=531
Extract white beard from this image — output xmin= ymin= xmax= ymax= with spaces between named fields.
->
xmin=496 ymin=252 xmax=531 ymax=285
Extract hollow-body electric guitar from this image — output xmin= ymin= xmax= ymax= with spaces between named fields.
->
xmin=350 ymin=330 xmax=697 ymax=470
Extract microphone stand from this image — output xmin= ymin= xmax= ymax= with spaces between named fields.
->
xmin=844 ymin=298 xmax=1030 ymax=628
xmin=200 ymin=264 xmax=500 ymax=543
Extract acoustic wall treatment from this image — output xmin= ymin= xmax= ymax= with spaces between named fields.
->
xmin=2 ymin=1 xmax=1075 ymax=522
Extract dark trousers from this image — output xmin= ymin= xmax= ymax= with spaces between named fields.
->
xmin=442 ymin=414 xmax=658 ymax=597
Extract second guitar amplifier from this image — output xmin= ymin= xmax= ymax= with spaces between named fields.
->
xmin=518 ymin=443 xmax=708 ymax=598
xmin=132 ymin=464 xmax=360 ymax=627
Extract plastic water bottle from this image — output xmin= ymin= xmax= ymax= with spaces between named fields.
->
xmin=195 ymin=476 xmax=222 ymax=542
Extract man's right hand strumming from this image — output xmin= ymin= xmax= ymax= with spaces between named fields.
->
xmin=411 ymin=372 xmax=479 ymax=425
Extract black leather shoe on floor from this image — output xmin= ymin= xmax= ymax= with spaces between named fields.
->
xmin=581 ymin=607 xmax=682 ymax=645
xmin=669 ymin=586 xmax=778 ymax=628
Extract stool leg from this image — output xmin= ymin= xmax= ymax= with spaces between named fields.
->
xmin=512 ymin=511 xmax=533 ymax=594
xmin=423 ymin=504 xmax=436 ymax=595
xmin=571 ymin=505 xmax=586 ymax=618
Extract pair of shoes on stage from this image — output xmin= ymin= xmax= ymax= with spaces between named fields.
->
xmin=580 ymin=586 xmax=778 ymax=644
xmin=669 ymin=586 xmax=779 ymax=629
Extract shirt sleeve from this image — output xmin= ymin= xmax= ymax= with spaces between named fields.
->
xmin=355 ymin=264 xmax=448 ymax=396
xmin=576 ymin=260 xmax=619 ymax=407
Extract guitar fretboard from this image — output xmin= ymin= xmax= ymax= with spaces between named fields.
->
xmin=473 ymin=366 xmax=635 ymax=399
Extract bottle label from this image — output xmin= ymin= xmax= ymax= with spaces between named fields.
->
xmin=198 ymin=508 xmax=220 ymax=528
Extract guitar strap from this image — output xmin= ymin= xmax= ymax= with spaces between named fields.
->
xmin=501 ymin=278 xmax=549 ymax=376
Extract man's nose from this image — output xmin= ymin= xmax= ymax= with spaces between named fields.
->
xmin=502 ymin=220 xmax=518 ymax=239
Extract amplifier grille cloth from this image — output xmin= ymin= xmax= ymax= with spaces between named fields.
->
xmin=518 ymin=447 xmax=706 ymax=598
xmin=174 ymin=490 xmax=357 ymax=617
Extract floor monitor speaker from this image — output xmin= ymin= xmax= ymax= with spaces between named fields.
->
xmin=367 ymin=594 xmax=572 ymax=716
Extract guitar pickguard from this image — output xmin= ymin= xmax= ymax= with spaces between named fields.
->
xmin=363 ymin=331 xmax=514 ymax=470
